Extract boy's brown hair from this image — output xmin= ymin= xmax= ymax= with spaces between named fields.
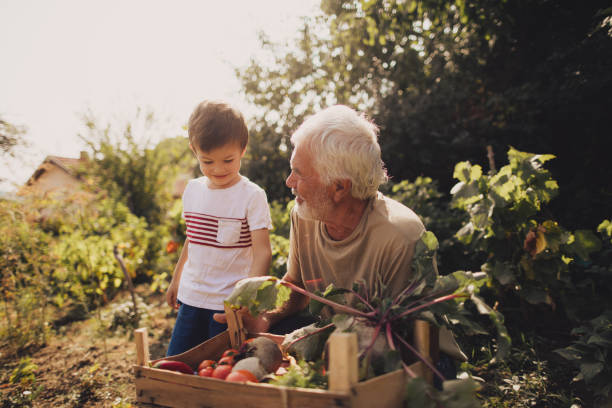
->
xmin=188 ymin=100 xmax=248 ymax=152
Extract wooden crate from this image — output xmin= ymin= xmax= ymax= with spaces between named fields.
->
xmin=134 ymin=307 xmax=437 ymax=408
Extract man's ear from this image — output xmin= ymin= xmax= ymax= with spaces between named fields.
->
xmin=331 ymin=179 xmax=352 ymax=203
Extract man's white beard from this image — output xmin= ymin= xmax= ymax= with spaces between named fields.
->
xmin=295 ymin=200 xmax=318 ymax=220
xmin=294 ymin=190 xmax=333 ymax=221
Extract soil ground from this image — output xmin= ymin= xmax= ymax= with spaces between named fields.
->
xmin=1 ymin=287 xmax=174 ymax=408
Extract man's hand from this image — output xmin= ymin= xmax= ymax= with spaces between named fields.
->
xmin=166 ymin=280 xmax=179 ymax=310
xmin=213 ymin=308 xmax=272 ymax=334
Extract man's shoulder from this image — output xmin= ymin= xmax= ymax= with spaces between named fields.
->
xmin=370 ymin=193 xmax=425 ymax=240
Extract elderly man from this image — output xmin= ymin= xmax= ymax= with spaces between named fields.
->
xmin=281 ymin=105 xmax=425 ymax=303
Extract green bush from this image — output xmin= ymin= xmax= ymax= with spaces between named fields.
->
xmin=384 ymin=177 xmax=471 ymax=275
xmin=450 ymin=147 xmax=602 ymax=320
xmin=268 ymin=200 xmax=293 ymax=278
xmin=50 ymin=193 xmax=161 ymax=309
xmin=0 ymin=197 xmax=55 ymax=351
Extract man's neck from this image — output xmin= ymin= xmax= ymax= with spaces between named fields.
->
xmin=323 ymin=196 xmax=369 ymax=241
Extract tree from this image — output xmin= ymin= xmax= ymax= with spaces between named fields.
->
xmin=79 ymin=109 xmax=193 ymax=225
xmin=0 ymin=116 xmax=26 ymax=159
xmin=238 ymin=0 xmax=612 ymax=229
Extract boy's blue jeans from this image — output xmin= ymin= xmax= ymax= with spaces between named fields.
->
xmin=166 ymin=301 xmax=227 ymax=357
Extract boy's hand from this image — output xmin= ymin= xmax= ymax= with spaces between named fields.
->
xmin=213 ymin=308 xmax=272 ymax=334
xmin=166 ymin=281 xmax=179 ymax=310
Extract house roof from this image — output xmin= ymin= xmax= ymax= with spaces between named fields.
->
xmin=45 ymin=155 xmax=86 ymax=175
xmin=24 ymin=152 xmax=89 ymax=187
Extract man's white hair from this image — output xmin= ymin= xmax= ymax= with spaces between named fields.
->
xmin=291 ymin=105 xmax=388 ymax=200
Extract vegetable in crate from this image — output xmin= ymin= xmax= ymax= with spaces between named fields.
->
xmin=226 ymin=370 xmax=259 ymax=383
xmin=238 ymin=337 xmax=283 ymax=373
xmin=212 ymin=364 xmax=233 ymax=379
xmin=231 ymin=357 xmax=267 ymax=380
xmin=198 ymin=366 xmax=214 ymax=377
xmin=197 ymin=359 xmax=216 ymax=371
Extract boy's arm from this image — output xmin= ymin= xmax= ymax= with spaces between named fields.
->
xmin=248 ymin=229 xmax=272 ymax=277
xmin=166 ymin=238 xmax=189 ymax=309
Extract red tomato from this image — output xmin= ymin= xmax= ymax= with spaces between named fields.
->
xmin=197 ymin=359 xmax=216 ymax=371
xmin=198 ymin=367 xmax=214 ymax=377
xmin=218 ymin=356 xmax=234 ymax=366
xmin=221 ymin=348 xmax=239 ymax=358
xmin=211 ymin=364 xmax=232 ymax=380
xmin=225 ymin=370 xmax=259 ymax=383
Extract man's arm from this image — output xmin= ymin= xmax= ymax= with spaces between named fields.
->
xmin=248 ymin=229 xmax=272 ymax=277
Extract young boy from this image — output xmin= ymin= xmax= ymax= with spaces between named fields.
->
xmin=165 ymin=100 xmax=272 ymax=356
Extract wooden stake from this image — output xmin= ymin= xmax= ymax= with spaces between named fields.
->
xmin=487 ymin=145 xmax=496 ymax=174
xmin=224 ymin=304 xmax=247 ymax=349
xmin=414 ymin=320 xmax=434 ymax=384
xmin=328 ymin=332 xmax=358 ymax=393
xmin=134 ymin=327 xmax=149 ymax=367
xmin=114 ymin=245 xmax=139 ymax=323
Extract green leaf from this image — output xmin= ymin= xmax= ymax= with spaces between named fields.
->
xmin=283 ymin=323 xmax=332 ymax=361
xmin=452 ymin=162 xmax=472 ymax=183
xmin=451 ymin=181 xmax=481 ymax=208
xmin=439 ymin=378 xmax=482 ymax=408
xmin=309 ymin=285 xmax=350 ymax=315
xmin=420 ymin=230 xmax=439 ymax=251
xmin=580 ymin=361 xmax=604 ymax=382
xmin=405 ymin=378 xmax=437 ymax=408
xmin=570 ymin=229 xmax=602 ymax=261
xmin=597 ymin=219 xmax=612 ymax=242
xmin=470 ymin=294 xmax=511 ymax=362
xmin=554 ymin=345 xmax=583 ymax=362
xmin=404 ymin=377 xmax=482 ymax=408
xmin=489 ymin=261 xmax=516 ymax=285
xmin=455 ymin=222 xmax=474 ymax=244
xmin=224 ymin=276 xmax=291 ymax=316
xmin=587 ymin=334 xmax=612 ymax=348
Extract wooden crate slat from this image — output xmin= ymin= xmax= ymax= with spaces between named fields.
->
xmin=135 ymin=367 xmax=351 ymax=408
xmin=350 ymin=362 xmax=424 ymax=408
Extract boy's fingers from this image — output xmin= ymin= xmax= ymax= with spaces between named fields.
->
xmin=213 ymin=313 xmax=227 ymax=324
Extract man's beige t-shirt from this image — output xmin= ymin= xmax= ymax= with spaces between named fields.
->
xmin=286 ymin=192 xmax=425 ymax=297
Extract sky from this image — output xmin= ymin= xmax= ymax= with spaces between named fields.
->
xmin=0 ymin=0 xmax=321 ymax=191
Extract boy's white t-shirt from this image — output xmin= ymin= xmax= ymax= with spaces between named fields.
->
xmin=177 ymin=175 xmax=272 ymax=310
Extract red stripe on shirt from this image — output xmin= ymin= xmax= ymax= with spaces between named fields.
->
xmin=184 ymin=211 xmax=252 ymax=249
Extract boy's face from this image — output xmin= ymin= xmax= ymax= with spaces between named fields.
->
xmin=190 ymin=143 xmax=246 ymax=189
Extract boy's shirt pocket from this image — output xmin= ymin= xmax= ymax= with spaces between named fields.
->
xmin=217 ymin=219 xmax=242 ymax=244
